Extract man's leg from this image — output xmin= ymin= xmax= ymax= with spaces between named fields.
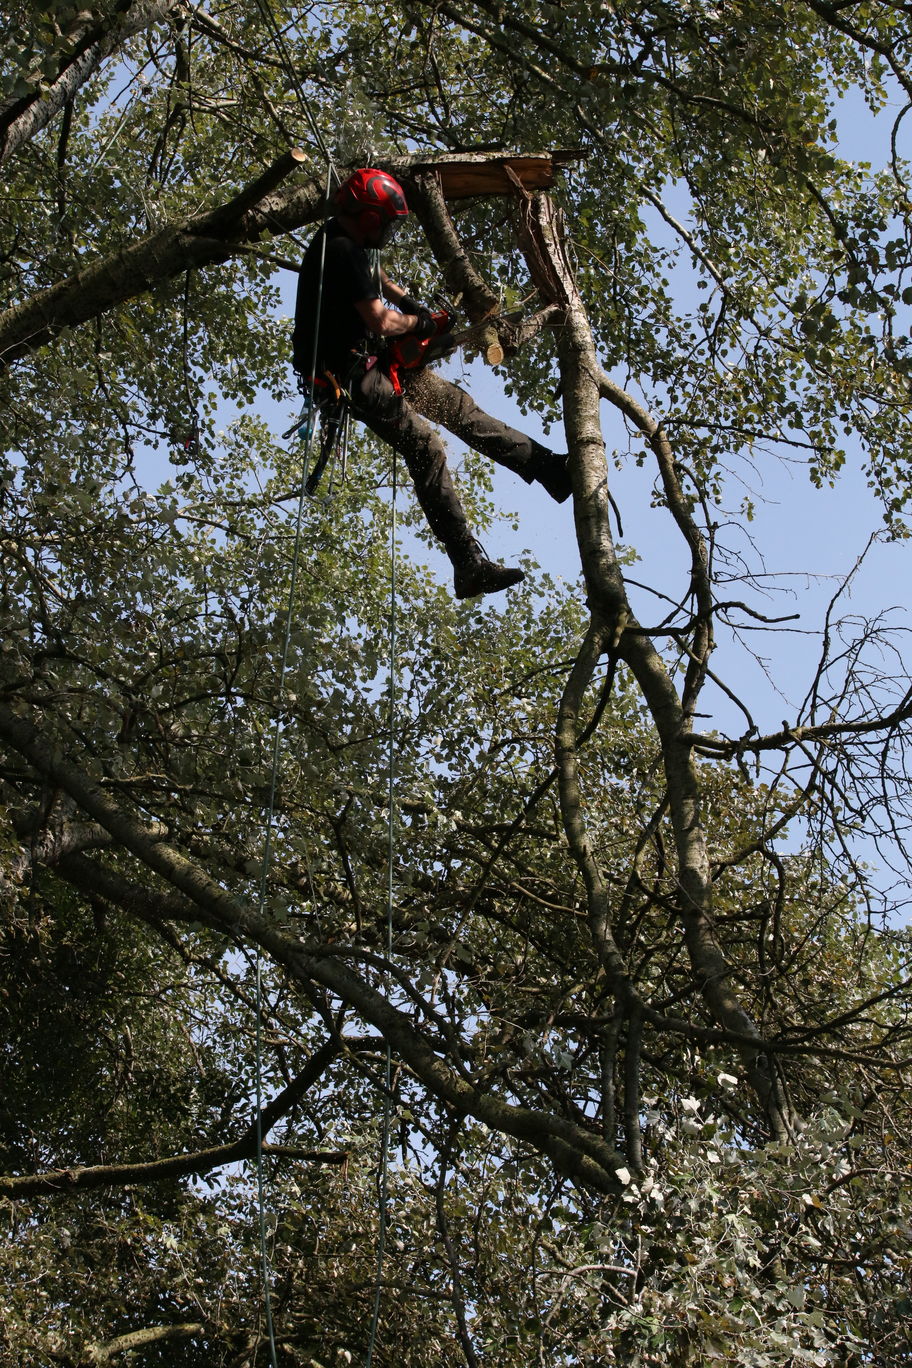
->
xmin=403 ymin=369 xmax=572 ymax=503
xmin=351 ymin=365 xmax=524 ymax=599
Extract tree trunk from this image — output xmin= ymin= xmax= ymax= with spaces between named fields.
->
xmin=517 ymin=190 xmax=799 ymax=1141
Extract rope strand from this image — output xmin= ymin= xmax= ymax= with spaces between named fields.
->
xmin=365 ymin=453 xmax=398 ymax=1368
xmin=250 ymin=0 xmax=336 ymax=169
xmin=251 ymin=160 xmax=334 ymax=1368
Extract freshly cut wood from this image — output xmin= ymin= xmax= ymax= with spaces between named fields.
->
xmin=483 ymin=336 xmax=505 ymax=366
xmin=411 ymin=150 xmax=583 ymax=200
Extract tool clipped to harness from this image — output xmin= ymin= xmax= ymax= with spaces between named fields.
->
xmin=305 ymin=392 xmax=349 ymax=496
xmin=282 ymin=396 xmax=318 ymax=444
xmin=285 ymin=370 xmax=351 ymax=496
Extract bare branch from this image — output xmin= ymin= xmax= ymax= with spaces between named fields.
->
xmin=0 ymin=697 xmax=629 ymax=1193
xmin=688 ymin=688 xmax=912 ymax=758
xmin=81 ymin=1322 xmax=204 ymax=1365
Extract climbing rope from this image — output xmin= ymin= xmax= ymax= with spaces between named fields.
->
xmin=365 ymin=454 xmax=398 ymax=1368
xmin=253 ymin=384 xmax=399 ymax=1368
xmin=251 ymin=431 xmax=316 ymax=1368
xmin=251 ymin=156 xmax=333 ymax=1368
xmin=250 ymin=0 xmax=336 ymax=169
xmin=238 ymin=18 xmax=402 ymax=1334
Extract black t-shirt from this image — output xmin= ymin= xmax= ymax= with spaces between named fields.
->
xmin=292 ymin=220 xmax=380 ymax=378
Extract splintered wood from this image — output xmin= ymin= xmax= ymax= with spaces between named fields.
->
xmin=411 ymin=150 xmax=582 ymax=202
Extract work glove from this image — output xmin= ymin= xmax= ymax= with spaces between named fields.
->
xmin=399 ymin=294 xmax=424 ymax=315
xmin=411 ymin=307 xmax=438 ymax=339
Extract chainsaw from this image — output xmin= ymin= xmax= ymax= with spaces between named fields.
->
xmin=384 ymin=300 xmax=525 ymax=394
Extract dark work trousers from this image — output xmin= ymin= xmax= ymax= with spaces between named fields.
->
xmin=351 ymin=363 xmax=551 ymax=552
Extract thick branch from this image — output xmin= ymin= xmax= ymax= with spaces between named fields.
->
xmin=401 ymin=166 xmax=561 ymax=362
xmin=3 ymin=808 xmax=111 ymax=886
xmin=0 ymin=147 xmax=315 ymax=367
xmin=0 ymin=1037 xmax=340 ymax=1198
xmin=0 ymin=700 xmax=627 ymax=1193
xmin=596 ymin=364 xmax=714 ymax=717
xmin=0 ymin=0 xmax=176 ymax=166
xmin=556 ymin=619 xmax=630 ymax=991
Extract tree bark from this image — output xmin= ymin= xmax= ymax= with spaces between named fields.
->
xmin=406 ymin=167 xmax=501 ymax=320
xmin=0 ymin=148 xmax=322 ymax=367
xmin=81 ymin=1322 xmax=204 ymax=1365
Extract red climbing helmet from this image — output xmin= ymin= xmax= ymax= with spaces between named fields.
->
xmin=333 ymin=168 xmax=409 ymax=245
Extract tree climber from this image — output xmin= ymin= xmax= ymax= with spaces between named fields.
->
xmin=292 ymin=168 xmax=572 ymax=599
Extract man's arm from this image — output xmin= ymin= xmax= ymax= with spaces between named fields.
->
xmin=355 ymin=296 xmax=421 ymax=337
xmin=357 ymin=268 xmax=438 ymax=338
xmin=380 ymin=269 xmax=408 ymax=307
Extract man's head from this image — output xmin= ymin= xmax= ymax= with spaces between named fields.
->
xmin=333 ymin=168 xmax=409 ymax=247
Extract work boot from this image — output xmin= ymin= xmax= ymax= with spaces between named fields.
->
xmin=451 ymin=538 xmax=525 ymax=600
xmin=528 ymin=446 xmax=572 ymax=503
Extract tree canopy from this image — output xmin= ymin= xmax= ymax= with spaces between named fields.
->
xmin=2 ymin=2 xmax=912 ymax=1365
